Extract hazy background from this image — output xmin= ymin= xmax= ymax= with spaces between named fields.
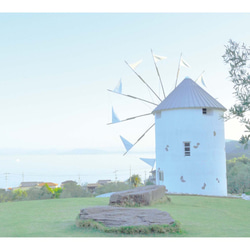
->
xmin=0 ymin=13 xmax=249 ymax=151
xmin=0 ymin=8 xmax=250 ymax=188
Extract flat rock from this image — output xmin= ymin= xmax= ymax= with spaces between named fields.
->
xmin=78 ymin=206 xmax=175 ymax=227
xmin=109 ymin=185 xmax=166 ymax=206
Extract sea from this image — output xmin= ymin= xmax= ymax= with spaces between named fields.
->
xmin=0 ymin=152 xmax=155 ymax=189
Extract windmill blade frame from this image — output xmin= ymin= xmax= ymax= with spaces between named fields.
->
xmin=151 ymin=49 xmax=166 ymax=98
xmin=124 ymin=60 xmax=162 ymax=102
xmin=107 ymin=112 xmax=153 ymax=125
xmin=123 ymin=123 xmax=155 ymax=156
xmin=107 ymin=89 xmax=158 ymax=106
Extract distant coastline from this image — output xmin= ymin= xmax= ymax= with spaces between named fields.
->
xmin=0 ymin=139 xmax=249 ymax=159
xmin=0 ymin=148 xmax=155 ymax=156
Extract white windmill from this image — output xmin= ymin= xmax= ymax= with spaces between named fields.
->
xmin=108 ymin=51 xmax=227 ymax=196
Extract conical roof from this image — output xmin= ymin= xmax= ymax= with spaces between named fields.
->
xmin=153 ymin=77 xmax=226 ymax=113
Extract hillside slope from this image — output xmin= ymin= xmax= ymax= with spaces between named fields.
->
xmin=225 ymin=140 xmax=250 ymax=159
xmin=0 ymin=196 xmax=249 ymax=237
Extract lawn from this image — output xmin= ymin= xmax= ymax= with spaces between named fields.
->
xmin=0 ymin=195 xmax=249 ymax=237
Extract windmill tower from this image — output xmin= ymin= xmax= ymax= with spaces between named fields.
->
xmin=152 ymin=77 xmax=227 ymax=196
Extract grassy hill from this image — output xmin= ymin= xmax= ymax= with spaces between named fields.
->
xmin=226 ymin=140 xmax=250 ymax=159
xmin=0 ymin=195 xmax=249 ymax=237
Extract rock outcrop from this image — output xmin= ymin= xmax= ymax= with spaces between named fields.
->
xmin=78 ymin=206 xmax=174 ymax=227
xmin=109 ymin=185 xmax=166 ymax=206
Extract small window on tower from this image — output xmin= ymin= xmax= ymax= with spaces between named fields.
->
xmin=184 ymin=142 xmax=191 ymax=156
xmin=159 ymin=171 xmax=164 ymax=181
xmin=202 ymin=108 xmax=207 ymax=114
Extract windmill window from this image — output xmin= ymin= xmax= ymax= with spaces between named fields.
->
xmin=184 ymin=142 xmax=191 ymax=156
xmin=159 ymin=171 xmax=164 ymax=181
xmin=202 ymin=108 xmax=207 ymax=114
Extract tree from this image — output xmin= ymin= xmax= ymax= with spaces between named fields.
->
xmin=12 ymin=189 xmax=27 ymax=201
xmin=60 ymin=182 xmax=92 ymax=198
xmin=95 ymin=182 xmax=132 ymax=196
xmin=223 ymin=39 xmax=250 ymax=147
xmin=130 ymin=174 xmax=142 ymax=187
xmin=53 ymin=187 xmax=63 ymax=198
xmin=226 ymin=155 xmax=250 ymax=194
xmin=26 ymin=187 xmax=43 ymax=200
xmin=39 ymin=184 xmax=54 ymax=199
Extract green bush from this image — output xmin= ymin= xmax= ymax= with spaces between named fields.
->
xmin=245 ymin=190 xmax=250 ymax=195
xmin=144 ymin=179 xmax=155 ymax=186
xmin=129 ymin=174 xmax=142 ymax=187
xmin=12 ymin=189 xmax=27 ymax=201
xmin=53 ymin=187 xmax=63 ymax=198
xmin=26 ymin=187 xmax=44 ymax=200
xmin=60 ymin=183 xmax=92 ymax=198
xmin=0 ymin=191 xmax=13 ymax=203
xmin=226 ymin=155 xmax=250 ymax=194
xmin=95 ymin=182 xmax=133 ymax=196
xmin=39 ymin=185 xmax=54 ymax=199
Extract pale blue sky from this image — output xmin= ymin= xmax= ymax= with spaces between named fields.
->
xmin=0 ymin=13 xmax=250 ymax=151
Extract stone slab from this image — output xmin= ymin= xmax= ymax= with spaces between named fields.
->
xmin=109 ymin=185 xmax=166 ymax=206
xmin=78 ymin=206 xmax=175 ymax=227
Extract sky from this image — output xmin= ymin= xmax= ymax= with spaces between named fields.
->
xmin=0 ymin=8 xmax=250 ymax=152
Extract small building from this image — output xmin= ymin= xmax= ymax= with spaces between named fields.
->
xmin=19 ymin=182 xmax=44 ymax=190
xmin=97 ymin=180 xmax=112 ymax=185
xmin=37 ymin=182 xmax=58 ymax=189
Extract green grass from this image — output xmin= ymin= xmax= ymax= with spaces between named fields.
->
xmin=0 ymin=195 xmax=249 ymax=237
xmin=152 ymin=195 xmax=250 ymax=237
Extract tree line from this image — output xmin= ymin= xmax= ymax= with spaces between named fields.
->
xmin=226 ymin=155 xmax=250 ymax=194
xmin=0 ymin=182 xmax=91 ymax=202
xmin=0 ymin=174 xmax=142 ymax=203
xmin=1 ymin=158 xmax=249 ymax=203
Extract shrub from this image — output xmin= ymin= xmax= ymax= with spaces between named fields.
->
xmin=130 ymin=174 xmax=142 ymax=187
xmin=39 ymin=185 xmax=54 ymax=199
xmin=26 ymin=187 xmax=43 ymax=200
xmin=60 ymin=183 xmax=92 ymax=198
xmin=95 ymin=182 xmax=133 ymax=196
xmin=244 ymin=189 xmax=250 ymax=195
xmin=12 ymin=189 xmax=28 ymax=201
xmin=0 ymin=190 xmax=13 ymax=203
xmin=53 ymin=187 xmax=63 ymax=198
xmin=227 ymin=155 xmax=250 ymax=194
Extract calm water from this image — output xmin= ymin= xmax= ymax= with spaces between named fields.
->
xmin=0 ymin=153 xmax=155 ymax=189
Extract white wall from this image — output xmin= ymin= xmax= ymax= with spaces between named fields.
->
xmin=155 ymin=108 xmax=227 ymax=196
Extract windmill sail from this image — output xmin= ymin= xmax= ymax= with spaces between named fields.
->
xmin=120 ymin=136 xmax=133 ymax=152
xmin=196 ymin=72 xmax=206 ymax=87
xmin=180 ymin=58 xmax=190 ymax=68
xmin=153 ymin=54 xmax=167 ymax=63
xmin=140 ymin=158 xmax=156 ymax=168
xmin=129 ymin=59 xmax=143 ymax=70
xmin=113 ymin=79 xmax=122 ymax=94
xmin=112 ymin=107 xmax=120 ymax=124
